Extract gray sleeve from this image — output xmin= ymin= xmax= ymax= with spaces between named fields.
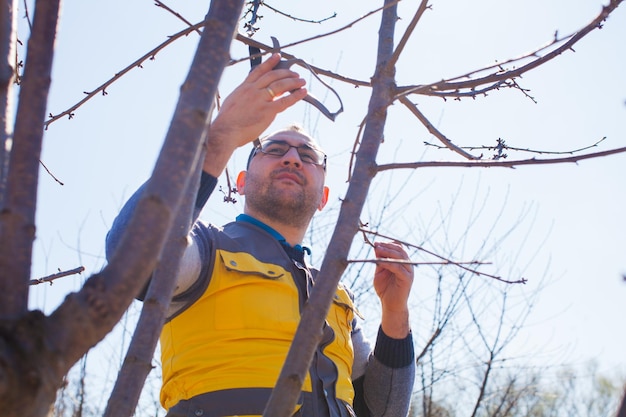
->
xmin=105 ymin=182 xmax=147 ymax=262
xmin=351 ymin=322 xmax=373 ymax=381
xmin=353 ymin=326 xmax=415 ymax=417
xmin=106 ymin=172 xmax=218 ymax=262
xmin=363 ymin=355 xmax=415 ymax=417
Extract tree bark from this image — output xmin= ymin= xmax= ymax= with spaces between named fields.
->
xmin=0 ymin=0 xmax=58 ymax=317
xmin=263 ymin=0 xmax=399 ymax=415
xmin=0 ymin=0 xmax=17 ymax=208
xmin=0 ymin=0 xmax=244 ymax=415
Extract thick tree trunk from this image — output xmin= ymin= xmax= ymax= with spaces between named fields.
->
xmin=0 ymin=0 xmax=17 ymax=208
xmin=0 ymin=0 xmax=244 ymax=416
xmin=0 ymin=2 xmax=61 ymax=415
xmin=0 ymin=0 xmax=58 ymax=317
xmin=102 ymin=4 xmax=245 ymax=413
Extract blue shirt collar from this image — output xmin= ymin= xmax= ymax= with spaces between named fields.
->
xmin=236 ymin=214 xmax=311 ymax=255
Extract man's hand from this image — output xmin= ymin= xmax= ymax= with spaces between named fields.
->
xmin=202 ymin=54 xmax=307 ymax=177
xmin=373 ymin=242 xmax=414 ymax=339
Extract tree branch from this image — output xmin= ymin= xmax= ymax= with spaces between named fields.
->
xmin=44 ymin=20 xmax=205 ymax=129
xmin=263 ymin=1 xmax=401 ymax=415
xmin=399 ymin=95 xmax=480 ymax=159
xmin=376 ymin=145 xmax=626 ymax=171
xmin=358 ymin=228 xmax=526 ymax=284
xmin=386 ymin=0 xmax=430 ymax=70
xmin=0 ymin=0 xmax=60 ymax=316
xmin=103 ymin=142 xmax=204 ymax=417
xmin=395 ymin=0 xmax=624 ymax=99
xmin=0 ymin=0 xmax=18 ymax=208
xmin=425 ymin=136 xmax=609 ymax=159
xmin=28 ymin=266 xmax=85 ymax=286
xmin=263 ymin=1 xmax=337 ymax=24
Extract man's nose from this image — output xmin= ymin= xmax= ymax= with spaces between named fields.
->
xmin=281 ymin=147 xmax=302 ymax=167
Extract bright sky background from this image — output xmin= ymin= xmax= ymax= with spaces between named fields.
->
xmin=22 ymin=0 xmax=625 ymax=412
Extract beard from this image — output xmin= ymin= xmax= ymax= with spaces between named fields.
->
xmin=243 ymin=167 xmax=323 ymax=229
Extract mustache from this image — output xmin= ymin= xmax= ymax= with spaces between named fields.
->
xmin=271 ymin=168 xmax=306 ymax=184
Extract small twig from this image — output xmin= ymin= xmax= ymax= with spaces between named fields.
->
xmin=219 ymin=167 xmax=238 ymax=204
xmin=348 ymin=259 xmax=489 ymax=267
xmin=22 ymin=0 xmax=32 ymax=30
xmin=263 ymin=2 xmax=337 ymax=24
xmin=399 ymin=96 xmax=480 ymax=160
xmin=358 ymin=220 xmax=375 ymax=247
xmin=359 ymin=227 xmax=526 ymax=285
xmin=39 ymin=159 xmax=64 ymax=185
xmin=29 ymin=266 xmax=85 ymax=286
xmin=154 ymin=0 xmax=202 ymax=35
xmin=243 ymin=0 xmax=263 ymax=36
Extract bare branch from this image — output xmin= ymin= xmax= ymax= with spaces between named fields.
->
xmin=415 ymin=327 xmax=441 ymax=364
xmin=263 ymin=2 xmax=337 ymax=24
xmin=257 ymin=1 xmax=400 ymax=52
xmin=396 ymin=0 xmax=624 ymax=99
xmin=38 ymin=159 xmax=63 ymax=185
xmin=28 ymin=266 xmax=85 ymax=286
xmin=347 ymin=258 xmax=489 ymax=267
xmin=263 ymin=2 xmax=401 ymax=415
xmin=387 ymin=0 xmax=430 ymax=69
xmin=359 ymin=228 xmax=526 ymax=284
xmin=0 ymin=0 xmax=60 ymax=315
xmin=0 ymin=0 xmax=19 ymax=207
xmin=425 ymin=136 xmax=609 ymax=159
xmin=376 ymin=145 xmax=626 ymax=171
xmin=399 ymin=95 xmax=480 ymax=159
xmin=44 ymin=20 xmax=205 ymax=129
xmin=21 ymin=0 xmax=31 ymax=30
xmin=153 ymin=0 xmax=202 ymax=35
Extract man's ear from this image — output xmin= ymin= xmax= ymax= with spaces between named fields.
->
xmin=236 ymin=171 xmax=247 ymax=195
xmin=318 ymin=186 xmax=329 ymax=211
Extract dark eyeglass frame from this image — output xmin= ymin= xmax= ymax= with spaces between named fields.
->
xmin=250 ymin=139 xmax=327 ymax=170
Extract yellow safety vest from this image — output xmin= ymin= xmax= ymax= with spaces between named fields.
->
xmin=160 ymin=248 xmax=356 ymax=412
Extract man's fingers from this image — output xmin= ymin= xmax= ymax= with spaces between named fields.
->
xmin=272 ymin=87 xmax=308 ymax=111
xmin=247 ymin=53 xmax=281 ymax=82
xmin=374 ymin=242 xmax=409 ymax=261
xmin=374 ymin=242 xmax=413 ymax=275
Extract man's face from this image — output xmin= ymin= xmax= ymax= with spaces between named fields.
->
xmin=238 ymin=131 xmax=329 ymax=229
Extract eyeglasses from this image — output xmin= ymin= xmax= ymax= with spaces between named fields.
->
xmin=252 ymin=139 xmax=327 ymax=169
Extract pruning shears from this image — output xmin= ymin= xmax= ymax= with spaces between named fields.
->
xmin=249 ymin=37 xmax=344 ymax=122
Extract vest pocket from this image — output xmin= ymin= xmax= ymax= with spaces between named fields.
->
xmin=212 ymin=251 xmax=300 ymax=332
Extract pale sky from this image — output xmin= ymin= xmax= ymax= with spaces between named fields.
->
xmin=23 ymin=0 xmax=625 ymax=412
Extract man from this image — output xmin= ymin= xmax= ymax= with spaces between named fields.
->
xmin=106 ymin=53 xmax=415 ymax=416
